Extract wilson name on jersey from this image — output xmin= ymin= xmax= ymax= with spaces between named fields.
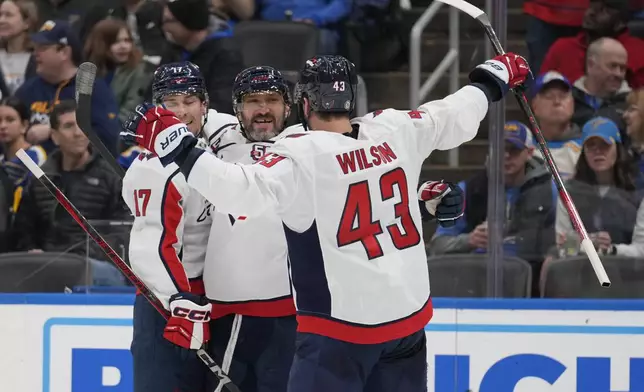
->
xmin=273 ymin=131 xmax=433 ymax=344
xmin=183 ymin=85 xmax=489 ymax=343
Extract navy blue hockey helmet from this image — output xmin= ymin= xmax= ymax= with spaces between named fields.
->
xmin=232 ymin=66 xmax=291 ymax=111
xmin=232 ymin=66 xmax=292 ymax=140
xmin=294 ymin=55 xmax=358 ymax=115
xmin=152 ymin=61 xmax=208 ymax=105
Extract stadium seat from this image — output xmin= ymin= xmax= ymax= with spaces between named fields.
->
xmin=86 ymin=219 xmax=133 ymax=265
xmin=0 ymin=252 xmax=90 ymax=293
xmin=540 ymin=256 xmax=644 ymax=298
xmin=426 ymin=254 xmax=533 ymax=297
xmin=234 ymin=21 xmax=319 ymax=70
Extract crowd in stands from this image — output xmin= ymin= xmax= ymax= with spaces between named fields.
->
xmin=1 ymin=0 xmax=644 ymax=297
xmin=0 ymin=0 xmax=396 ymax=290
xmin=430 ymin=0 xmax=644 ymax=297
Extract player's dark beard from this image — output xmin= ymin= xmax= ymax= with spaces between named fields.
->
xmin=246 ymin=114 xmax=283 ymax=142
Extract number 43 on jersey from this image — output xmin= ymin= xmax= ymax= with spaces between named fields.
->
xmin=336 ymin=168 xmax=421 ymax=259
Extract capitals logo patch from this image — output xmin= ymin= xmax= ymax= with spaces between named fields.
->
xmin=250 ymin=144 xmax=268 ymax=161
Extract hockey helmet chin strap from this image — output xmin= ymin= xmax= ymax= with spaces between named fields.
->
xmin=197 ymin=105 xmax=209 ymax=139
xmin=298 ymin=93 xmax=311 ymax=132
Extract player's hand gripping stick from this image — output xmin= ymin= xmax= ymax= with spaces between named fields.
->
xmin=436 ymin=0 xmax=610 ymax=287
xmin=15 ymin=149 xmax=242 ymax=392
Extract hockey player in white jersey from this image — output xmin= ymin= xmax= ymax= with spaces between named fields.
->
xmin=121 ymin=61 xmax=217 ymax=392
xmin=121 ymin=53 xmax=531 ymax=391
xmin=203 ymin=66 xmax=298 ymax=392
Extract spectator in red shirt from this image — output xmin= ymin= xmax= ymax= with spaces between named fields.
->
xmin=540 ymin=0 xmax=644 ymax=88
xmin=524 ymin=0 xmax=588 ymax=76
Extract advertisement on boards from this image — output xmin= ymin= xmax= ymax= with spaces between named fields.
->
xmin=0 ymin=295 xmax=133 ymax=392
xmin=425 ymin=300 xmax=644 ymax=392
xmin=1 ymin=295 xmax=644 ymax=392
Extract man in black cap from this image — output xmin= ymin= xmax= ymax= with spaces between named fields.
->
xmin=152 ymin=0 xmax=244 ymax=114
xmin=14 ymin=20 xmax=121 ymax=155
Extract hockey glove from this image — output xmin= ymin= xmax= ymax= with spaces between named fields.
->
xmin=469 ymin=52 xmax=531 ymax=102
xmin=418 ymin=181 xmax=464 ymax=228
xmin=120 ymin=103 xmax=197 ymax=166
xmin=164 ymin=293 xmax=212 ymax=350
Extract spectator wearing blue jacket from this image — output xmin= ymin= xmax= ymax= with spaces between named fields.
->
xmin=14 ymin=20 xmax=120 ymax=155
xmin=258 ymin=0 xmax=351 ymax=54
xmin=429 ymin=122 xmax=557 ymax=272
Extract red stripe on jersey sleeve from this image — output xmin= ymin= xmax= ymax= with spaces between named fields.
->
xmin=158 ymin=181 xmax=191 ymax=293
xmin=296 ymin=298 xmax=433 ymax=344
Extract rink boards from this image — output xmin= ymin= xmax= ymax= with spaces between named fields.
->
xmin=1 ymin=295 xmax=644 ymax=392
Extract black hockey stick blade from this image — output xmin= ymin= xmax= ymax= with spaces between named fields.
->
xmin=15 ymin=150 xmax=243 ymax=392
xmin=75 ymin=62 xmax=126 ymax=178
xmin=435 ymin=0 xmax=611 ymax=287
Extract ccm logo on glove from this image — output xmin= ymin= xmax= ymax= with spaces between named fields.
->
xmin=171 ymin=306 xmax=211 ymax=321
xmin=164 ymin=293 xmax=212 ymax=349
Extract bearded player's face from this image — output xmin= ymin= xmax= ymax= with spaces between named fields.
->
xmin=239 ymin=92 xmax=288 ymax=142
xmin=162 ymin=94 xmax=206 ymax=135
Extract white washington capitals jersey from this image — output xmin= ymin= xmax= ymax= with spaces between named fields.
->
xmin=201 ymin=114 xmax=299 ymax=318
xmin=122 ymin=146 xmax=212 ymax=310
xmin=182 ymin=85 xmax=489 ymax=343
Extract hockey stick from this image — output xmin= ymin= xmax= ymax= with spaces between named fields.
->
xmin=435 ymin=0 xmax=611 ymax=287
xmin=15 ymin=150 xmax=242 ymax=392
xmin=74 ymin=63 xmax=239 ymax=392
xmin=75 ymin=62 xmax=126 ymax=178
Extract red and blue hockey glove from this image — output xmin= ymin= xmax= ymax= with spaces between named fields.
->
xmin=418 ymin=181 xmax=464 ymax=228
xmin=164 ymin=293 xmax=212 ymax=350
xmin=120 ymin=103 xmax=197 ymax=166
xmin=469 ymin=52 xmax=531 ymax=102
